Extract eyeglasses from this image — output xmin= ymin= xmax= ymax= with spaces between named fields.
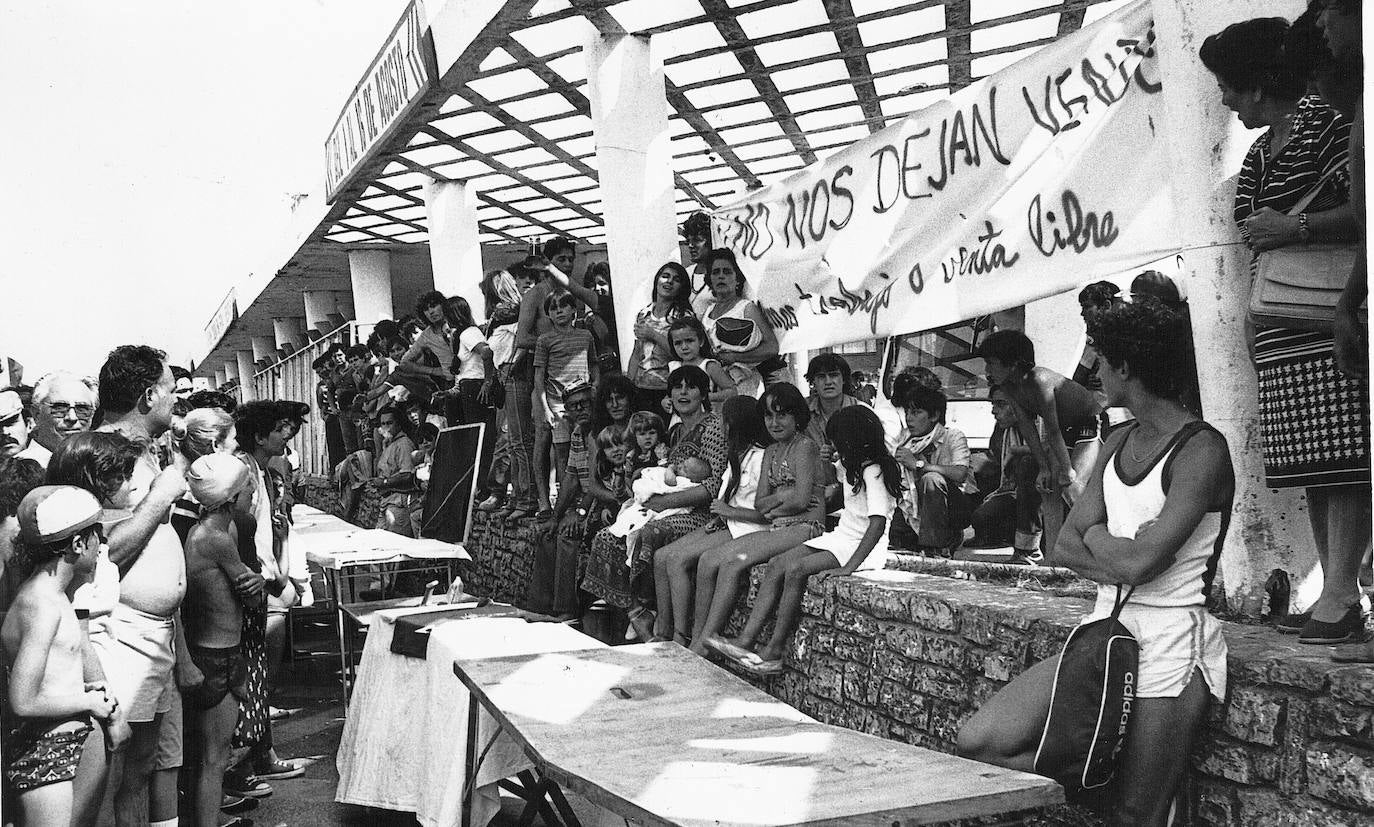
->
xmin=564 ymin=399 xmax=592 ymax=411
xmin=47 ymin=403 xmax=95 ymax=420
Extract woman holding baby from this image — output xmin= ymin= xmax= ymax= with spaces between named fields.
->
xmin=581 ymin=365 xmax=727 ymax=639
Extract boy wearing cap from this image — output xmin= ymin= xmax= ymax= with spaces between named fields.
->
xmin=181 ymin=454 xmax=263 ymax=827
xmin=3 ymin=485 xmax=121 ymax=827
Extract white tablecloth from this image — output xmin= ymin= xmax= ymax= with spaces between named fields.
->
xmin=336 ymin=611 xmax=601 ymax=827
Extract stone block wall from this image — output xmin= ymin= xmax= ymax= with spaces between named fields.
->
xmin=301 ymin=480 xmax=1373 ymax=826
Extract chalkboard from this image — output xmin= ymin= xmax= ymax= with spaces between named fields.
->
xmin=420 ymin=422 xmax=484 ymax=544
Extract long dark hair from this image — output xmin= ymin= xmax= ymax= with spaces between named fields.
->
xmin=653 ymin=262 xmax=694 ymax=317
xmin=826 ymin=406 xmax=903 ymax=499
xmin=592 ymin=373 xmax=636 ymax=433
xmin=446 ymin=295 xmax=477 ymax=332
xmin=720 ymin=395 xmax=767 ymax=504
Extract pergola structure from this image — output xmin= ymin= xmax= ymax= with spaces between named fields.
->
xmin=196 ymin=0 xmax=1130 ymax=378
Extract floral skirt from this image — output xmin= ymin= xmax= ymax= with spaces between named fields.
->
xmin=231 ymin=600 xmax=269 ymax=749
xmin=581 ymin=508 xmax=710 ymax=608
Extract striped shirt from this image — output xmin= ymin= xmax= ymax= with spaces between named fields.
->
xmin=1233 ymin=95 xmax=1351 ymax=228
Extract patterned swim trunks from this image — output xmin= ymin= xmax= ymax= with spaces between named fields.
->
xmin=6 ymin=717 xmax=93 ymax=792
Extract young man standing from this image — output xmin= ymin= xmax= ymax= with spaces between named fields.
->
xmin=91 ymin=345 xmax=189 ymax=827
xmin=312 ymin=354 xmax=345 ymax=469
xmin=181 ymin=454 xmax=263 ymax=827
xmin=395 ymin=291 xmax=457 ymax=422
xmin=227 ymin=400 xmax=312 ymax=794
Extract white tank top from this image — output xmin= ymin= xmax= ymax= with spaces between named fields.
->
xmin=1094 ymin=422 xmax=1230 ymax=612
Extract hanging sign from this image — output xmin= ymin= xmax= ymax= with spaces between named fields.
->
xmin=325 ymin=0 xmax=437 ymax=202
xmin=711 ymin=0 xmax=1176 ymax=351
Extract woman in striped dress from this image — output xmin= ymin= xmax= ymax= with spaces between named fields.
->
xmin=1202 ymin=17 xmax=1370 ymax=644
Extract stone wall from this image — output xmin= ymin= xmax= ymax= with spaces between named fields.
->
xmin=301 ymin=479 xmax=1373 ymax=826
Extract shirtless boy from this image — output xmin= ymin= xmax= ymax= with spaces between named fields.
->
xmin=4 ymin=486 xmax=120 ymax=826
xmin=181 ymin=454 xmax=263 ymax=827
xmin=977 ymin=330 xmax=1103 ymax=550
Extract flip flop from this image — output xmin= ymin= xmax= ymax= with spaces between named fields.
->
xmin=738 ymin=657 xmax=785 ymax=677
xmin=704 ymin=635 xmax=756 ymax=663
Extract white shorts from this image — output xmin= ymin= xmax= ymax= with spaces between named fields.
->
xmin=1081 ymin=604 xmax=1227 ymax=703
xmin=90 ymin=604 xmax=176 ymax=723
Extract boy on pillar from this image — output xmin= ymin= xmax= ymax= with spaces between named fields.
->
xmin=683 ymin=212 xmax=715 ymax=318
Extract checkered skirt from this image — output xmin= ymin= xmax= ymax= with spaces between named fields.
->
xmin=1254 ymin=325 xmax=1371 ymax=488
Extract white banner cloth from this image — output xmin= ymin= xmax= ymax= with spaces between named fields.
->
xmin=711 ymin=0 xmax=1174 ymax=351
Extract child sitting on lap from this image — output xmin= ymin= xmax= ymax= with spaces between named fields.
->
xmin=609 ymin=456 xmax=712 ymax=561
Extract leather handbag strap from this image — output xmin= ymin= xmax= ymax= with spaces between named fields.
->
xmin=1287 ymin=163 xmax=1345 ymax=216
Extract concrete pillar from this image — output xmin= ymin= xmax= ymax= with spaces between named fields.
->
xmin=584 ymin=31 xmax=680 ymax=362
xmin=303 ymin=290 xmax=338 ymax=335
xmin=223 ymin=360 xmax=238 ymax=382
xmin=348 ymin=250 xmax=395 ymax=325
xmin=1154 ymin=0 xmax=1311 ymax=615
xmin=425 ymin=179 xmax=486 ymax=322
xmin=1024 ymin=291 xmax=1084 ymax=376
xmin=251 ymin=335 xmax=277 ymax=367
xmin=235 ymin=350 xmax=257 ymax=402
xmin=273 ymin=317 xmax=307 ymax=358
xmin=213 ymin=368 xmax=226 ymax=388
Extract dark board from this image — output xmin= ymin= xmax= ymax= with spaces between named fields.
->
xmin=420 ymin=422 xmax=483 ymax=544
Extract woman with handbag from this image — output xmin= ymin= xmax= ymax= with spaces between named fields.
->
xmin=1201 ymin=17 xmax=1370 ymax=645
xmin=958 ymin=300 xmax=1235 ymax=826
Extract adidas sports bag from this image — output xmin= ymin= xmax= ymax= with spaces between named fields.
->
xmin=1033 ymin=585 xmax=1138 ymax=792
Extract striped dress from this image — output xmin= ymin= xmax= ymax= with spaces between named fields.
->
xmin=1235 ymin=95 xmax=1370 ymax=489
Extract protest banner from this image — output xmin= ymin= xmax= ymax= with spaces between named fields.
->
xmin=710 ymin=0 xmax=1176 ymax=351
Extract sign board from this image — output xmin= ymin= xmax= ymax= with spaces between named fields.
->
xmin=421 ymin=422 xmax=484 ymax=544
xmin=204 ymin=288 xmax=238 ymax=353
xmin=325 ymin=0 xmax=437 ymax=202
xmin=711 ymin=0 xmax=1179 ymax=352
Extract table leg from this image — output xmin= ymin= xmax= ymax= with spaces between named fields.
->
xmin=461 ymin=697 xmax=480 ymax=827
xmin=332 ymin=568 xmax=350 ymax=705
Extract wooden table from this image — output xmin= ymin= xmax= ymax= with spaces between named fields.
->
xmin=452 ymin=642 xmax=1061 ymax=827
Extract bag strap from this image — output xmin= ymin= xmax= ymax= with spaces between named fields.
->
xmin=1286 ymin=164 xmax=1344 ymax=216
xmin=1110 ymin=584 xmax=1136 ymax=619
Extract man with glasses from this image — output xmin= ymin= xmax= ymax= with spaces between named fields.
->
xmin=30 ymin=371 xmax=98 ymax=465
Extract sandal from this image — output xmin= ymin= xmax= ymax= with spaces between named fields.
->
xmin=737 ymin=657 xmax=785 ymax=676
xmin=704 ymin=635 xmax=756 ymax=663
xmin=627 ymin=607 xmax=657 ymax=642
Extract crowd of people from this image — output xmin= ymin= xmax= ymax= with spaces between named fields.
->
xmin=0 ymin=2 xmax=1366 ymax=825
xmin=0 ymin=348 xmax=313 ymax=826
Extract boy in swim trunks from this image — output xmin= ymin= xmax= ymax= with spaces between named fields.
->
xmin=4 ymin=485 xmax=120 ymax=826
xmin=181 ymin=454 xmax=264 ymax=827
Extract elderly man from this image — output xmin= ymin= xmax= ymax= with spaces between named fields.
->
xmin=30 ymin=371 xmax=97 ymax=459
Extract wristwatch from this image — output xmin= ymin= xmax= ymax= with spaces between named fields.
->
xmin=1298 ymin=212 xmax=1311 ymax=244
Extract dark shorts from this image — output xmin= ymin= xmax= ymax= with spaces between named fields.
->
xmin=183 ymin=645 xmax=248 ymax=711
xmin=1060 ymin=415 xmax=1103 ymax=449
xmin=5 ymin=717 xmax=93 ymax=792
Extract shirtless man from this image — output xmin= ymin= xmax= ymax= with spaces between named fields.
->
xmin=4 ymin=486 xmax=120 ymax=826
xmin=977 ymin=330 xmax=1103 ymax=552
xmin=182 ymin=454 xmax=263 ymax=827
xmin=93 ymin=344 xmax=189 ymax=827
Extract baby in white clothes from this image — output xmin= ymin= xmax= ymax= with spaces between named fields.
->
xmin=609 ymin=457 xmax=712 ymax=562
